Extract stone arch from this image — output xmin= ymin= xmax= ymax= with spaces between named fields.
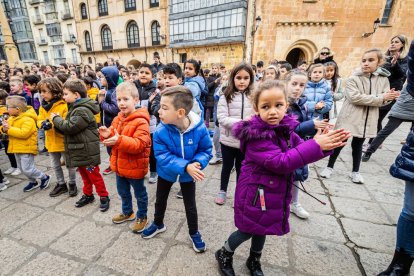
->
xmin=127 ymin=59 xmax=141 ymax=69
xmin=284 ymin=39 xmax=318 ymax=65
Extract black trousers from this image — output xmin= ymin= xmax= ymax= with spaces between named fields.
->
xmin=150 ymin=133 xmax=156 ymax=173
xmin=154 ymin=176 xmax=198 ymax=235
xmin=220 ymin=143 xmax=244 ymax=192
xmin=367 ymin=116 xmax=414 ymax=154
xmin=327 ymin=137 xmax=365 ymax=172
xmin=370 ymin=102 xmax=395 ymax=143
xmin=3 ymin=140 xmax=17 ymax=168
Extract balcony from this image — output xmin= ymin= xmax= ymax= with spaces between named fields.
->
xmin=45 ymin=12 xmax=59 ymax=21
xmin=33 ymin=16 xmax=44 ymax=25
xmin=37 ymin=37 xmax=48 ymax=45
xmin=64 ymin=34 xmax=76 ymax=43
xmin=50 ymin=35 xmax=63 ymax=43
xmin=61 ymin=11 xmax=73 ymax=20
xmin=29 ymin=0 xmax=41 ymax=5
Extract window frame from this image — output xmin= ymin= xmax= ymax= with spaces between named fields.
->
xmin=85 ymin=31 xmax=92 ymax=51
xmin=98 ymin=0 xmax=108 ymax=16
xmin=126 ymin=21 xmax=140 ymax=48
xmin=81 ymin=3 xmax=88 ymax=19
xmin=101 ymin=25 xmax=113 ymax=50
xmin=380 ymin=0 xmax=394 ymax=25
xmin=151 ymin=21 xmax=161 ymax=46
xmin=150 ymin=0 xmax=159 ymax=8
xmin=124 ymin=0 xmax=136 ymax=11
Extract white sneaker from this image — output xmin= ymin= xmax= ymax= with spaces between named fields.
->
xmin=290 ymin=202 xmax=310 ymax=219
xmin=320 ymin=167 xmax=333 ymax=178
xmin=0 ymin=178 xmax=9 ymax=191
xmin=11 ymin=168 xmax=21 ymax=176
xmin=4 ymin=167 xmax=16 ymax=175
xmin=149 ymin=172 xmax=158 ymax=184
xmin=350 ymin=172 xmax=364 ymax=184
xmin=209 ymin=156 xmax=223 ymax=165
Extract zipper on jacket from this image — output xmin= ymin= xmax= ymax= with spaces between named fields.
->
xmin=362 ymin=74 xmax=372 ymax=138
xmin=241 ymin=93 xmax=245 ymax=119
xmin=282 ymin=137 xmax=292 ymax=233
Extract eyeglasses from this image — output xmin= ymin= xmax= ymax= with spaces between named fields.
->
xmin=320 ymin=52 xmax=330 ymax=56
xmin=6 ymin=105 xmax=18 ymax=109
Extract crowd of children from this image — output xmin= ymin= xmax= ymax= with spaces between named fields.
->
xmin=0 ymin=39 xmax=412 ymax=275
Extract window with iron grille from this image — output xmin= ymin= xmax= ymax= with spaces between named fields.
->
xmin=81 ymin=3 xmax=88 ymax=19
xmin=151 ymin=21 xmax=161 ymax=46
xmin=101 ymin=26 xmax=113 ymax=50
xmin=381 ymin=0 xmax=394 ymax=24
xmin=85 ymin=31 xmax=92 ymax=51
xmin=125 ymin=0 xmax=136 ymax=11
xmin=127 ymin=21 xmax=139 ymax=48
xmin=98 ymin=0 xmax=108 ymax=16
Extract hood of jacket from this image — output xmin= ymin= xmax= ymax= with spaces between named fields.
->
xmin=289 ymin=95 xmax=307 ymax=107
xmin=185 ymin=75 xmax=206 ymax=88
xmin=19 ymin=106 xmax=37 ymax=121
xmin=134 ymin=80 xmax=157 ymax=99
xmin=70 ymin=98 xmax=100 ymax=115
xmin=161 ymin=111 xmax=202 ymax=133
xmin=354 ymin=67 xmax=391 ymax=78
xmin=233 ymin=114 xmax=299 ymax=153
xmin=116 ymin=107 xmax=150 ymax=124
xmin=306 ymin=79 xmax=330 ymax=89
xmin=101 ymin=66 xmax=119 ymax=90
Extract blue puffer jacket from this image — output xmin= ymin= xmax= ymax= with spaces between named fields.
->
xmin=101 ymin=66 xmax=120 ymax=127
xmin=184 ymin=75 xmax=207 ymax=100
xmin=304 ymin=80 xmax=333 ymax=119
xmin=154 ymin=111 xmax=213 ymax=183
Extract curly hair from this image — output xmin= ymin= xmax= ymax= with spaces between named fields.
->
xmin=38 ymin=77 xmax=63 ymax=100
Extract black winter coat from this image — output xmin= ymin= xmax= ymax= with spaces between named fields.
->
xmin=206 ymin=74 xmax=220 ymax=108
xmin=53 ymin=98 xmax=101 ymax=168
xmin=382 ymin=56 xmax=408 ymax=91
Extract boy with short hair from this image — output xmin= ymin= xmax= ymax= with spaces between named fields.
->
xmin=9 ymin=79 xmax=32 ymax=106
xmin=99 ymin=82 xmax=151 ymax=232
xmin=51 ymin=79 xmax=110 ymax=211
xmin=1 ymin=96 xmax=51 ymax=192
xmin=142 ymin=86 xmax=212 ymax=253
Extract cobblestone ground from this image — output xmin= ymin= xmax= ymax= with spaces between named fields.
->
xmin=0 ymin=121 xmax=411 ymax=276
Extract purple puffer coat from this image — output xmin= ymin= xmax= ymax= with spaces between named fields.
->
xmin=233 ymin=115 xmax=330 ymax=236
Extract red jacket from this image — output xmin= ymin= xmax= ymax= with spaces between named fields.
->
xmin=105 ymin=108 xmax=151 ymax=179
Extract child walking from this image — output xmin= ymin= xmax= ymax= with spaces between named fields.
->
xmin=320 ymin=48 xmax=400 ymax=184
xmin=1 ymin=96 xmax=51 ymax=192
xmin=304 ymin=63 xmax=333 ymax=120
xmin=37 ymin=78 xmax=78 ymax=197
xmin=215 ymin=63 xmax=254 ymax=205
xmin=142 ymin=86 xmax=212 ymax=253
xmin=215 ymin=80 xmax=349 ymax=275
xmin=99 ymin=82 xmax=151 ymax=232
xmin=52 ymin=79 xmax=110 ymax=211
xmin=324 ymin=61 xmax=344 ymax=120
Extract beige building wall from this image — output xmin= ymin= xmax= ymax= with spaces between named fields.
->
xmin=0 ymin=5 xmax=22 ymax=66
xmin=74 ymin=0 xmax=168 ymax=68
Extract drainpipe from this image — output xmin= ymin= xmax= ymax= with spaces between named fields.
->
xmin=141 ymin=0 xmax=148 ymax=61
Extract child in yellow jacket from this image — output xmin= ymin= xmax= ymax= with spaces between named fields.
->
xmin=83 ymin=76 xmax=101 ymax=125
xmin=1 ymin=95 xmax=51 ymax=192
xmin=37 ymin=78 xmax=77 ymax=197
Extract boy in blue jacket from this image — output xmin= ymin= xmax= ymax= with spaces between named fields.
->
xmin=142 ymin=86 xmax=212 ymax=253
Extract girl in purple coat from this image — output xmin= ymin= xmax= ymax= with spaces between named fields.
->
xmin=215 ymin=80 xmax=350 ymax=276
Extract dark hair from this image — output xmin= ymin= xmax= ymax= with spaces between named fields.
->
xmin=82 ymin=76 xmax=94 ymax=87
xmin=13 ymin=68 xmax=23 ymax=75
xmin=38 ymin=78 xmax=64 ymax=100
xmin=163 ymin=63 xmax=183 ymax=79
xmin=0 ymin=81 xmax=10 ymax=93
xmin=162 ymin=86 xmax=193 ymax=115
xmin=204 ymin=69 xmax=210 ymax=75
xmin=23 ymin=74 xmax=40 ymax=85
xmin=324 ymin=61 xmax=340 ymax=92
xmin=252 ymin=80 xmax=287 ymax=111
xmin=0 ymin=89 xmax=9 ymax=105
xmin=256 ymin=61 xmax=264 ymax=67
xmin=70 ymin=68 xmax=80 ymax=78
xmin=280 ymin=63 xmax=292 ymax=71
xmin=55 ymin=73 xmax=69 ymax=84
xmin=85 ymin=70 xmax=97 ymax=80
xmin=138 ymin=63 xmax=154 ymax=77
xmin=184 ymin=59 xmax=206 ymax=83
xmin=95 ymin=65 xmax=103 ymax=73
xmin=59 ymin=63 xmax=68 ymax=70
xmin=251 ymin=64 xmax=257 ymax=71
xmin=297 ymin=60 xmax=307 ymax=67
xmin=224 ymin=62 xmax=255 ymax=103
xmin=63 ymin=79 xmax=87 ymax=98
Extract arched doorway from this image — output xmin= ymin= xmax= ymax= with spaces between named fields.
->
xmin=286 ymin=48 xmax=306 ymax=69
xmin=127 ymin=59 xmax=141 ymax=69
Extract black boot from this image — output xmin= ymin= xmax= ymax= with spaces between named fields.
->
xmin=378 ymin=249 xmax=413 ymax=276
xmin=75 ymin=194 xmax=95 ymax=208
xmin=49 ymin=184 xmax=68 ymax=197
xmin=246 ymin=250 xmax=264 ymax=276
xmin=362 ymin=152 xmax=372 ymax=162
xmin=215 ymin=247 xmax=235 ymax=276
xmin=68 ymin=184 xmax=78 ymax=197
xmin=99 ymin=196 xmax=110 ymax=212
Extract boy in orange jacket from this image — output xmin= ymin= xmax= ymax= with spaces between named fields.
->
xmin=99 ymin=82 xmax=151 ymax=233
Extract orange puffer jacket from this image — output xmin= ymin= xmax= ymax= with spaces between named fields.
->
xmin=108 ymin=108 xmax=151 ymax=179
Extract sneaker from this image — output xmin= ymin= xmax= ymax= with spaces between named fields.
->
xmin=290 ymin=202 xmax=310 ymax=219
xmin=141 ymin=222 xmax=166 ymax=239
xmin=361 ymin=152 xmax=372 ymax=162
xmin=23 ymin=182 xmax=39 ymax=192
xmin=320 ymin=167 xmax=333 ymax=178
xmin=189 ymin=231 xmax=206 ymax=253
xmin=99 ymin=196 xmax=110 ymax=212
xmin=176 ymin=189 xmax=183 ymax=199
xmin=39 ymin=148 xmax=49 ymax=155
xmin=215 ymin=190 xmax=227 ymax=205
xmin=103 ymin=167 xmax=112 ymax=175
xmin=350 ymin=172 xmax=364 ymax=184
xmin=40 ymin=175 xmax=51 ymax=190
xmin=11 ymin=168 xmax=21 ymax=176
xmin=49 ymin=184 xmax=68 ymax=197
xmin=131 ymin=217 xmax=148 ymax=233
xmin=149 ymin=172 xmax=158 ymax=184
xmin=209 ymin=156 xmax=223 ymax=165
xmin=75 ymin=194 xmax=95 ymax=208
xmin=0 ymin=178 xmax=9 ymax=192
xmin=68 ymin=184 xmax=78 ymax=197
xmin=4 ymin=167 xmax=16 ymax=175
xmin=112 ymin=212 xmax=136 ymax=224
xmin=362 ymin=143 xmax=370 ymax=153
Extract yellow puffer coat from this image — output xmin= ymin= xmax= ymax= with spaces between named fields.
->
xmin=0 ymin=105 xmax=7 ymax=115
xmin=3 ymin=107 xmax=38 ymax=154
xmin=38 ymin=100 xmax=67 ymax=152
xmin=87 ymin=87 xmax=101 ymax=124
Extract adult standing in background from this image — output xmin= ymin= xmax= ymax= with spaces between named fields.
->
xmin=151 ymin=52 xmax=165 ymax=74
xmin=313 ymin=47 xmax=336 ymax=65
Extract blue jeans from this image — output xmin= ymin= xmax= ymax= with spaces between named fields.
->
xmin=396 ymin=181 xmax=414 ymax=257
xmin=116 ymin=175 xmax=148 ymax=219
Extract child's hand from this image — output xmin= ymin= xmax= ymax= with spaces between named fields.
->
xmin=102 ymin=129 xmax=119 ymax=146
xmin=149 ymin=92 xmax=157 ymax=103
xmin=383 ymin=88 xmax=400 ymax=101
xmin=98 ymin=90 xmax=106 ymax=103
xmin=186 ymin=162 xmax=204 ymax=182
xmin=313 ymin=118 xmax=332 ymax=130
xmin=313 ymin=128 xmax=351 ymax=151
xmin=315 ymin=101 xmax=325 ymax=110
xmin=2 ymin=120 xmax=9 ymax=132
xmin=98 ymin=126 xmax=111 ymax=139
xmin=50 ymin=112 xmax=58 ymax=120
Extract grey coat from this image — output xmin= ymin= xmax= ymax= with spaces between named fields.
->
xmin=389 ymin=85 xmax=414 ymax=121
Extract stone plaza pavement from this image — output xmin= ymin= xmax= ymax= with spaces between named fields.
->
xmin=0 ymin=121 xmax=411 ymax=276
